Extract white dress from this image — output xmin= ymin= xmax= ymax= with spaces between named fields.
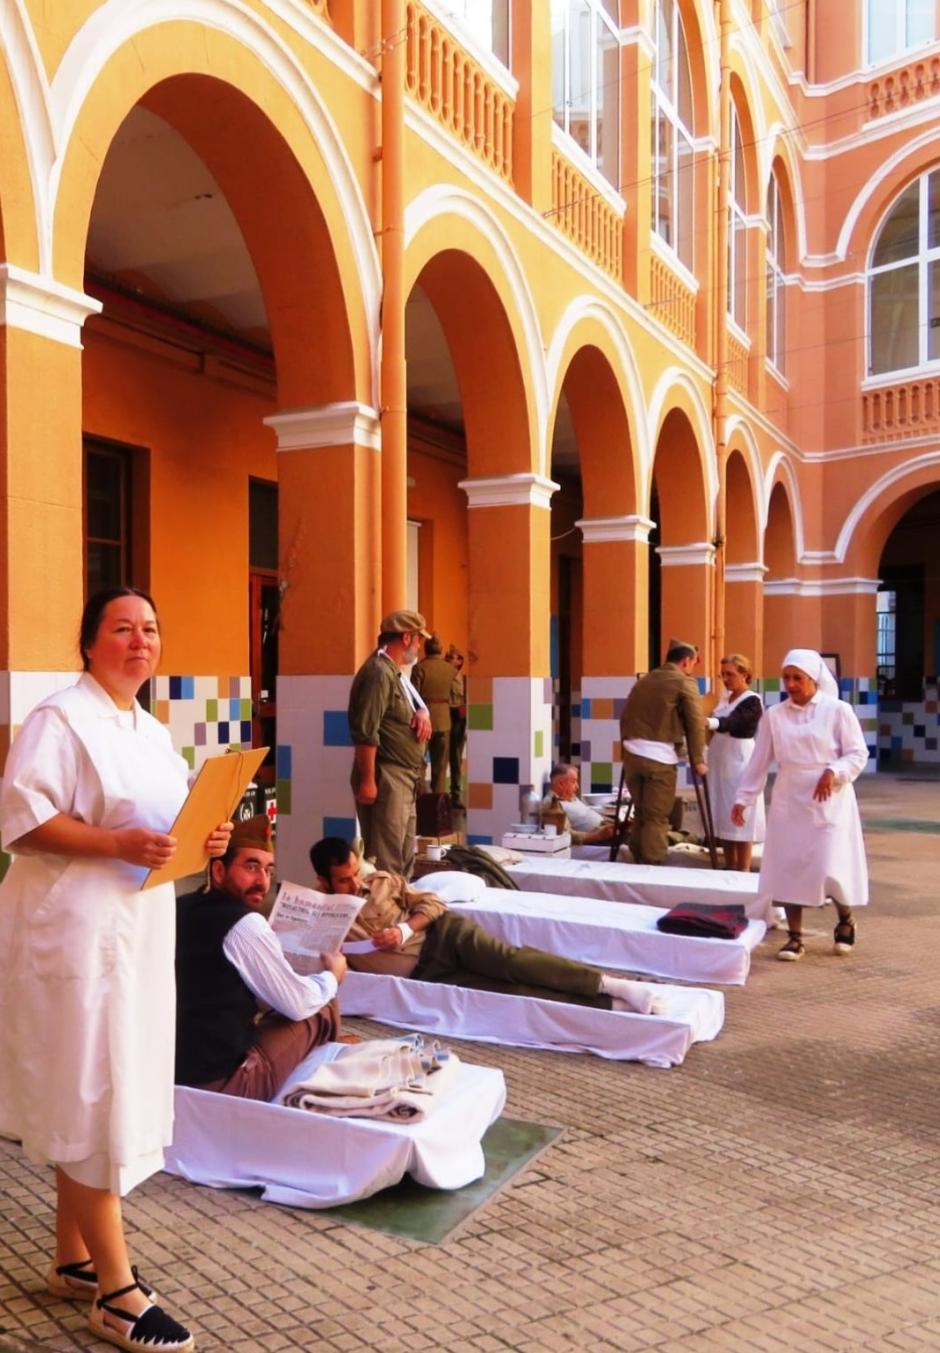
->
xmin=707 ymin=690 xmax=766 ymax=843
xmin=0 ymin=673 xmax=189 ymax=1194
xmin=734 ymin=693 xmax=869 ymax=909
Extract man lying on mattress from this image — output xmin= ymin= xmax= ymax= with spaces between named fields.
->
xmin=175 ymin=815 xmax=346 ymax=1099
xmin=309 ymin=836 xmax=665 ymax=1015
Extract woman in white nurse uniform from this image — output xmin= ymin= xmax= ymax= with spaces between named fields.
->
xmin=0 ymin=588 xmax=231 ymax=1353
xmin=731 ymin=649 xmax=869 ymax=962
xmin=705 ymin=652 xmax=766 ymax=873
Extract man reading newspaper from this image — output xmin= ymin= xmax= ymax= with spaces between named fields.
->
xmin=175 ymin=816 xmax=346 ymax=1099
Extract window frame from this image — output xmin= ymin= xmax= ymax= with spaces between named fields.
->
xmin=867 ymin=168 xmax=940 ymax=379
xmin=650 ymin=0 xmax=695 ymax=272
xmin=728 ymin=103 xmax=748 ymax=331
xmin=766 ymin=171 xmax=786 ymax=375
xmin=864 ymin=0 xmax=937 ymax=68
xmin=552 ymin=0 xmax=622 ymax=187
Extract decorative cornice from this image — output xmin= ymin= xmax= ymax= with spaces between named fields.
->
xmin=656 ymin=542 xmax=716 ymax=567
xmin=765 ymin=577 xmax=882 ymax=597
xmin=576 ymin=514 xmax=656 ymax=544
xmin=459 ymin=473 xmax=559 ymax=510
xmin=725 ymin=562 xmax=769 ymax=584
xmin=0 ymin=265 xmax=101 ymax=348
xmin=264 ymin=402 xmax=381 ymax=452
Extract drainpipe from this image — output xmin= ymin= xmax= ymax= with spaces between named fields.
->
xmin=712 ymin=0 xmax=732 ymax=676
xmin=380 ymin=0 xmax=408 ymax=613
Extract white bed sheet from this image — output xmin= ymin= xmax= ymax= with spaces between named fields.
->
xmin=508 ymin=856 xmax=774 ymax=923
xmin=340 ymin=972 xmax=724 ymax=1067
xmin=457 ymin=888 xmax=765 ymax=986
xmin=164 ymin=1042 xmax=506 ymax=1209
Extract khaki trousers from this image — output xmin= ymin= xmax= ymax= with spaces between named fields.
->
xmin=197 ymin=1002 xmax=339 ymax=1101
xmin=355 ymin=759 xmax=420 ymax=877
xmin=413 ymin=912 xmax=611 ymax=1009
xmin=427 ymin=730 xmax=450 ymax=794
xmin=623 ymin=751 xmax=677 ymax=865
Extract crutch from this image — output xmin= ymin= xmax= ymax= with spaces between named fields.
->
xmin=608 ymin=753 xmax=634 ymax=862
xmin=688 ymin=760 xmax=720 ymax=870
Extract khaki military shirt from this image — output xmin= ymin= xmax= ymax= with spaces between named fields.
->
xmin=348 ymin=650 xmax=426 ymax=774
xmin=619 ymin=663 xmax=707 ymax=765
xmin=413 ymin=656 xmax=463 ymax=733
xmin=345 ymin=871 xmax=447 ymax=977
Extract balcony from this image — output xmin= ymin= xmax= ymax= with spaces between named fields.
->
xmin=868 ymin=54 xmax=940 ymax=118
xmin=405 ymin=1 xmax=514 ymax=183
xmin=727 ymin=330 xmax=749 ymax=395
xmin=549 ymin=148 xmax=623 ymax=282
xmin=649 ymin=252 xmax=696 ymax=346
xmin=862 ymin=374 xmax=940 ymax=441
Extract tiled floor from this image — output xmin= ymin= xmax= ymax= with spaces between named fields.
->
xmin=1 ymin=775 xmax=938 ymax=1351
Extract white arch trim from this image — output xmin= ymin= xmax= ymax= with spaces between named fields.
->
xmin=1 ymin=1 xmax=55 ymax=263
xmin=646 ymin=367 xmax=718 ymax=535
xmin=762 ymin=125 xmax=808 ymax=265
xmin=404 ymin=184 xmax=549 ymax=446
xmin=834 ymin=451 xmax=940 ymax=563
xmin=762 ymin=451 xmax=806 ymax=562
xmin=836 ymin=126 xmax=940 ymax=262
xmin=11 ymin=0 xmax=381 ymax=397
xmin=543 ymin=295 xmax=650 ymax=481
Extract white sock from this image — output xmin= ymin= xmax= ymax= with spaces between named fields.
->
xmin=600 ymin=974 xmax=653 ymax=1015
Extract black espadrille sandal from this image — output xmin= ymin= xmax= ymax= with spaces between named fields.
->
xmin=89 ymin=1280 xmax=193 ymax=1352
xmin=47 ymin=1259 xmax=156 ymax=1304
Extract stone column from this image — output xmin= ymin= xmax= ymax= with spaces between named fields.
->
xmin=459 ymin=473 xmax=557 ymax=843
xmin=264 ymin=402 xmax=381 ymax=880
xmin=575 ymin=514 xmax=653 ymax=793
xmin=656 ymin=542 xmax=715 ymax=660
xmin=0 ymin=266 xmax=101 ymax=764
xmin=724 ymin=561 xmax=766 ymax=671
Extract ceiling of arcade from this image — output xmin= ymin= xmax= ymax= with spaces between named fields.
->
xmin=88 ymin=106 xmax=581 ymax=468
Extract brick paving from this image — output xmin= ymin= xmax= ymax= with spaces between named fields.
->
xmin=1 ymin=775 xmax=938 ymax=1352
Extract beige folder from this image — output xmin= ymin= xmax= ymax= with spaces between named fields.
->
xmin=143 ymin=747 xmax=269 ymax=889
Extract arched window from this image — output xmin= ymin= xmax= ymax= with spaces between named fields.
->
xmin=868 ymin=169 xmax=940 ymax=375
xmin=728 ymin=104 xmax=747 ymax=330
xmin=551 ymin=0 xmax=621 ymax=186
xmin=651 ymin=0 xmax=694 ymax=270
xmin=866 ymin=0 xmax=935 ymax=66
xmin=766 ymin=172 xmax=786 ymax=372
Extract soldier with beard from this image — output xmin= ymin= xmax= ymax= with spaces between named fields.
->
xmin=175 ymin=816 xmax=344 ymax=1099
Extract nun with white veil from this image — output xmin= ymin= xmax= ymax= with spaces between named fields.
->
xmin=731 ymin=649 xmax=870 ymax=961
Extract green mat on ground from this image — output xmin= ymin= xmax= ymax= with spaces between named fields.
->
xmin=865 ymin=817 xmax=939 ymax=834
xmin=325 ymin=1116 xmax=562 ymax=1244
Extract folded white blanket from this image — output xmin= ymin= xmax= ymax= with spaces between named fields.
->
xmin=281 ymin=1036 xmax=460 ymax=1122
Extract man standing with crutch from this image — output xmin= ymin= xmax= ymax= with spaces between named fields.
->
xmin=618 ymin=641 xmax=708 ymax=865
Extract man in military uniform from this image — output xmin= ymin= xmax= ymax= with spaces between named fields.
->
xmin=413 ymin=634 xmax=463 ymax=794
xmin=445 ymin=645 xmax=467 ymax=807
xmin=619 ymin=640 xmax=707 ymax=865
xmin=348 ymin=610 xmax=433 ymax=877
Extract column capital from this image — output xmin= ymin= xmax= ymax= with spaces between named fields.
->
xmin=576 ymin=514 xmax=656 ymax=544
xmin=726 ymin=561 xmax=768 ymax=583
xmin=765 ymin=576 xmax=881 ymax=597
xmin=264 ymin=401 xmax=381 ymax=451
xmin=0 ymin=265 xmax=102 ymax=348
xmin=656 ymin=542 xmax=716 ymax=567
xmin=459 ymin=473 xmax=559 ymax=510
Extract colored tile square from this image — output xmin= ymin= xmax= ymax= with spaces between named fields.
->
xmin=205 ymin=699 xmax=218 ymax=722
xmin=571 ymin=703 xmax=582 ymax=719
xmin=229 ymin=676 xmax=241 ymax=698
xmin=276 ymin=745 xmax=292 ymax=779
xmin=324 ymin=816 xmax=356 ymax=841
xmin=229 ymin=698 xmax=241 ymax=720
xmin=593 ymin=698 xmax=613 ymax=720
xmin=276 ymin=778 xmax=292 ymax=814
xmin=469 ymin=703 xmax=494 ymax=731
xmin=468 ymin=782 xmax=493 ymax=810
xmin=581 ymin=698 xmax=592 ymax=719
xmin=194 ymin=722 xmax=207 ymax=747
xmin=324 ymin=710 xmax=353 ymax=747
xmin=492 ymin=756 xmax=519 ymax=785
xmin=613 ymin=697 xmax=627 ymax=718
xmin=181 ymin=676 xmax=195 ymax=699
xmin=181 ymin=745 xmax=195 ymax=770
xmin=155 ymin=700 xmax=170 ymax=725
xmin=914 ymin=725 xmax=926 ymax=737
xmin=590 ymin=762 xmax=613 ymax=792
xmin=217 ymin=721 xmax=230 ymax=743
xmin=169 ymin=676 xmax=182 ymax=700
xmin=468 ymin=833 xmax=493 ymax=846
xmin=241 ymin=698 xmax=252 ymax=720
xmin=580 ymin=740 xmax=592 ymax=760
xmin=534 ymin=729 xmax=544 ymax=758
xmin=927 ymin=739 xmax=938 ymax=751
xmin=611 ymin=740 xmax=622 ymax=762
xmin=241 ymin=720 xmax=252 ymax=743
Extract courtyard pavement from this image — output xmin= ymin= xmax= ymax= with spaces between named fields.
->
xmin=1 ymin=774 xmax=938 ymax=1352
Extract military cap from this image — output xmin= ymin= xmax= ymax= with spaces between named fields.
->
xmin=379 ymin=609 xmax=431 ymax=639
xmin=229 ymin=814 xmax=275 ymax=855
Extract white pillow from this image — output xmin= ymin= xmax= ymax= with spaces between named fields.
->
xmin=415 ymin=870 xmax=486 ymax=903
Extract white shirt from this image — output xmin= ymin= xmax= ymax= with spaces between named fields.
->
xmin=222 ymin=911 xmax=338 ymax=1021
xmin=622 ymin=737 xmax=679 ymax=766
xmin=562 ymin=796 xmax=606 ymax=833
xmin=378 ymin=648 xmax=429 ymax=716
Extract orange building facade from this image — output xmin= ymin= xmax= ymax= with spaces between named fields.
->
xmin=0 ymin=0 xmax=938 ymax=880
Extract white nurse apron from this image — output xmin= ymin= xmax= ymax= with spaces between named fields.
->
xmin=0 ymin=674 xmax=189 ymax=1193
xmin=707 ymin=690 xmax=766 ymax=842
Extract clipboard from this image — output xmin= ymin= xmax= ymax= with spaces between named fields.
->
xmin=143 ymin=747 xmax=269 ymax=889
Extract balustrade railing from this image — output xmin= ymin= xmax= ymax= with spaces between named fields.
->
xmin=869 ymin=56 xmax=940 ymax=117
xmin=405 ymin=1 xmax=514 ymax=183
xmin=862 ymin=376 xmax=940 ymax=440
xmin=550 ymin=150 xmax=622 ymax=281
xmin=727 ymin=331 xmax=749 ymax=395
xmin=649 ymin=253 xmax=696 ymax=345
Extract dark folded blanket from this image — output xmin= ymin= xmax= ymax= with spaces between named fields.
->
xmin=656 ymin=902 xmax=749 ymax=940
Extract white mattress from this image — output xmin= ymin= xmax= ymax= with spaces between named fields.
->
xmin=164 ymin=1042 xmax=506 ymax=1208
xmin=572 ymin=843 xmax=763 ymax=869
xmin=508 ymin=856 xmax=774 ymax=923
xmin=340 ymin=971 xmax=724 ymax=1067
xmin=457 ymin=888 xmax=765 ymax=986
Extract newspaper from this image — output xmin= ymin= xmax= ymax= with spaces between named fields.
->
xmin=268 ymin=882 xmax=362 ymax=975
